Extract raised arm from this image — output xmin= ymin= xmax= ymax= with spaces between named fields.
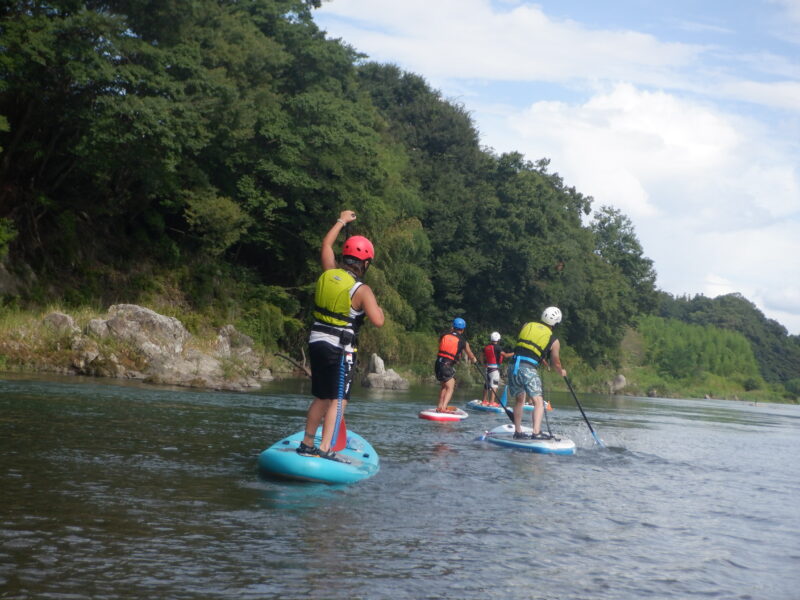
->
xmin=320 ymin=210 xmax=357 ymax=270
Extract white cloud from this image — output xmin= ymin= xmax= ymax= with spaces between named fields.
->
xmin=495 ymin=84 xmax=754 ymax=219
xmin=318 ymin=0 xmax=800 ymax=114
xmin=769 ymin=0 xmax=800 ymax=25
xmin=717 ymin=79 xmax=800 ymax=112
xmin=318 ymin=0 xmax=701 ymax=86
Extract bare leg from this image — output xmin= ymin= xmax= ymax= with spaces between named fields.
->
xmin=437 ymin=379 xmax=455 ymax=411
xmin=318 ymin=398 xmax=347 ymax=452
xmin=531 ymin=395 xmax=544 ymax=434
xmin=513 ymin=393 xmax=526 ymax=432
xmin=301 ymin=398 xmax=331 ymax=447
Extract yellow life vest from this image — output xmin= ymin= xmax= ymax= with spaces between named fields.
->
xmin=312 ymin=268 xmax=362 ymax=328
xmin=514 ymin=322 xmax=554 ymax=361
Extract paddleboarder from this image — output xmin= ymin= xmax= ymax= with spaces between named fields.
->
xmin=297 ymin=210 xmax=385 ymax=462
xmin=435 ymin=318 xmax=477 ymax=413
xmin=480 ymin=332 xmax=513 ymax=405
xmin=507 ymin=307 xmax=567 ymax=440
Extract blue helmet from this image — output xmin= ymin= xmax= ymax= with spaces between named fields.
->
xmin=453 ymin=317 xmax=466 ymax=330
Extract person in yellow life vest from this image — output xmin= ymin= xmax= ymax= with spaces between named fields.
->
xmin=435 ymin=317 xmax=477 ymax=413
xmin=507 ymin=306 xmax=567 ymax=440
xmin=297 ymin=210 xmax=385 ymax=462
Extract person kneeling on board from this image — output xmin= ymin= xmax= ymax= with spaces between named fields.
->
xmin=507 ymin=307 xmax=567 ymax=440
xmin=435 ymin=318 xmax=477 ymax=413
xmin=297 ymin=210 xmax=384 ymax=462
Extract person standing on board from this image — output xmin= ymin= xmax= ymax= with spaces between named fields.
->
xmin=507 ymin=307 xmax=566 ymax=440
xmin=480 ymin=331 xmax=513 ymax=405
xmin=297 ymin=210 xmax=385 ymax=462
xmin=435 ymin=318 xmax=477 ymax=413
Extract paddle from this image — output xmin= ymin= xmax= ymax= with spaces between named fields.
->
xmin=542 ymin=380 xmax=553 ymax=438
xmin=327 ymin=220 xmax=357 ymax=454
xmin=331 ymin=399 xmax=347 ymax=452
xmin=564 ymin=375 xmax=605 ymax=448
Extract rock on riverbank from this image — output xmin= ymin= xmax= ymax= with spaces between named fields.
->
xmin=39 ymin=304 xmax=273 ymax=391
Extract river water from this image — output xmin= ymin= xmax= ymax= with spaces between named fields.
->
xmin=1 ymin=373 xmax=798 ymax=599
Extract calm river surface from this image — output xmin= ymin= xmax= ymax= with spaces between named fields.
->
xmin=1 ymin=373 xmax=799 ymax=599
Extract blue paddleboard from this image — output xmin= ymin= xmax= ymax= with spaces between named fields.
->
xmin=466 ymin=399 xmax=534 ymax=414
xmin=258 ymin=427 xmax=380 ymax=484
xmin=481 ymin=423 xmax=576 ymax=455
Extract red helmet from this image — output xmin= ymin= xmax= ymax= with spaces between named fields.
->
xmin=342 ymin=235 xmax=374 ymax=261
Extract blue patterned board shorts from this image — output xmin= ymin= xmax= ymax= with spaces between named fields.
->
xmin=507 ymin=362 xmax=542 ymax=399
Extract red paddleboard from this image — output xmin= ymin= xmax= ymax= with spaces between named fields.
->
xmin=418 ymin=407 xmax=469 ymax=422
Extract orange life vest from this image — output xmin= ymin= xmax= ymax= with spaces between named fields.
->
xmin=437 ymin=332 xmax=464 ymax=362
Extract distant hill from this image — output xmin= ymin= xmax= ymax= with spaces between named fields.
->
xmin=656 ymin=292 xmax=800 ymax=385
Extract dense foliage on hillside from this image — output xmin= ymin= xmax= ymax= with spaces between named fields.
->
xmin=1 ymin=1 xmax=796 ymax=394
xmin=657 ymin=292 xmax=800 ymax=385
xmin=638 ymin=315 xmax=761 ymax=385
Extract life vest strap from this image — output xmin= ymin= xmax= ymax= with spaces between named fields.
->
xmin=518 ymin=338 xmax=545 ymax=355
xmin=311 ymin=323 xmax=356 ymax=346
xmin=313 ymin=304 xmax=356 ymax=323
xmin=512 ymin=355 xmax=539 ymax=375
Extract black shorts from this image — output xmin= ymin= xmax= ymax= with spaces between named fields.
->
xmin=434 ymin=358 xmax=455 ymax=383
xmin=310 ymin=341 xmax=355 ymax=400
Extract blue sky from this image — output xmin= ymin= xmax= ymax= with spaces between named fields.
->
xmin=314 ymin=0 xmax=800 ymax=334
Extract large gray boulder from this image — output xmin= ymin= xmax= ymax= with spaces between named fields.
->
xmin=104 ymin=304 xmax=190 ymax=359
xmin=361 ymin=353 xmax=409 ymax=390
xmin=45 ymin=304 xmax=274 ymax=391
xmin=43 ymin=312 xmax=80 ymax=335
xmin=608 ymin=374 xmax=627 ymax=394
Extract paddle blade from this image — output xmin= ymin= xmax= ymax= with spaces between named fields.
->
xmin=332 ymin=416 xmax=347 ymax=452
xmin=592 ymin=431 xmax=606 ymax=448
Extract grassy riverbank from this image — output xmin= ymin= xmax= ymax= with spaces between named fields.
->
xmin=1 ymin=304 xmax=795 ymax=404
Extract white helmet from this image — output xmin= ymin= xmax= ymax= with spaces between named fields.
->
xmin=490 ymin=331 xmax=501 ymax=342
xmin=541 ymin=306 xmax=562 ymax=326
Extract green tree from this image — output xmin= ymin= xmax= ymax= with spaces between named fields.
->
xmin=591 ymin=206 xmax=657 ymax=314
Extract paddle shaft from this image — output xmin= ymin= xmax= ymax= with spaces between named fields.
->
xmin=542 ymin=378 xmax=553 ymax=437
xmin=564 ymin=376 xmax=605 ymax=447
xmin=330 ymin=221 xmax=353 ymax=453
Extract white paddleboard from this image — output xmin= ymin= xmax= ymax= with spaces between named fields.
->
xmin=482 ymin=423 xmax=576 ymax=455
